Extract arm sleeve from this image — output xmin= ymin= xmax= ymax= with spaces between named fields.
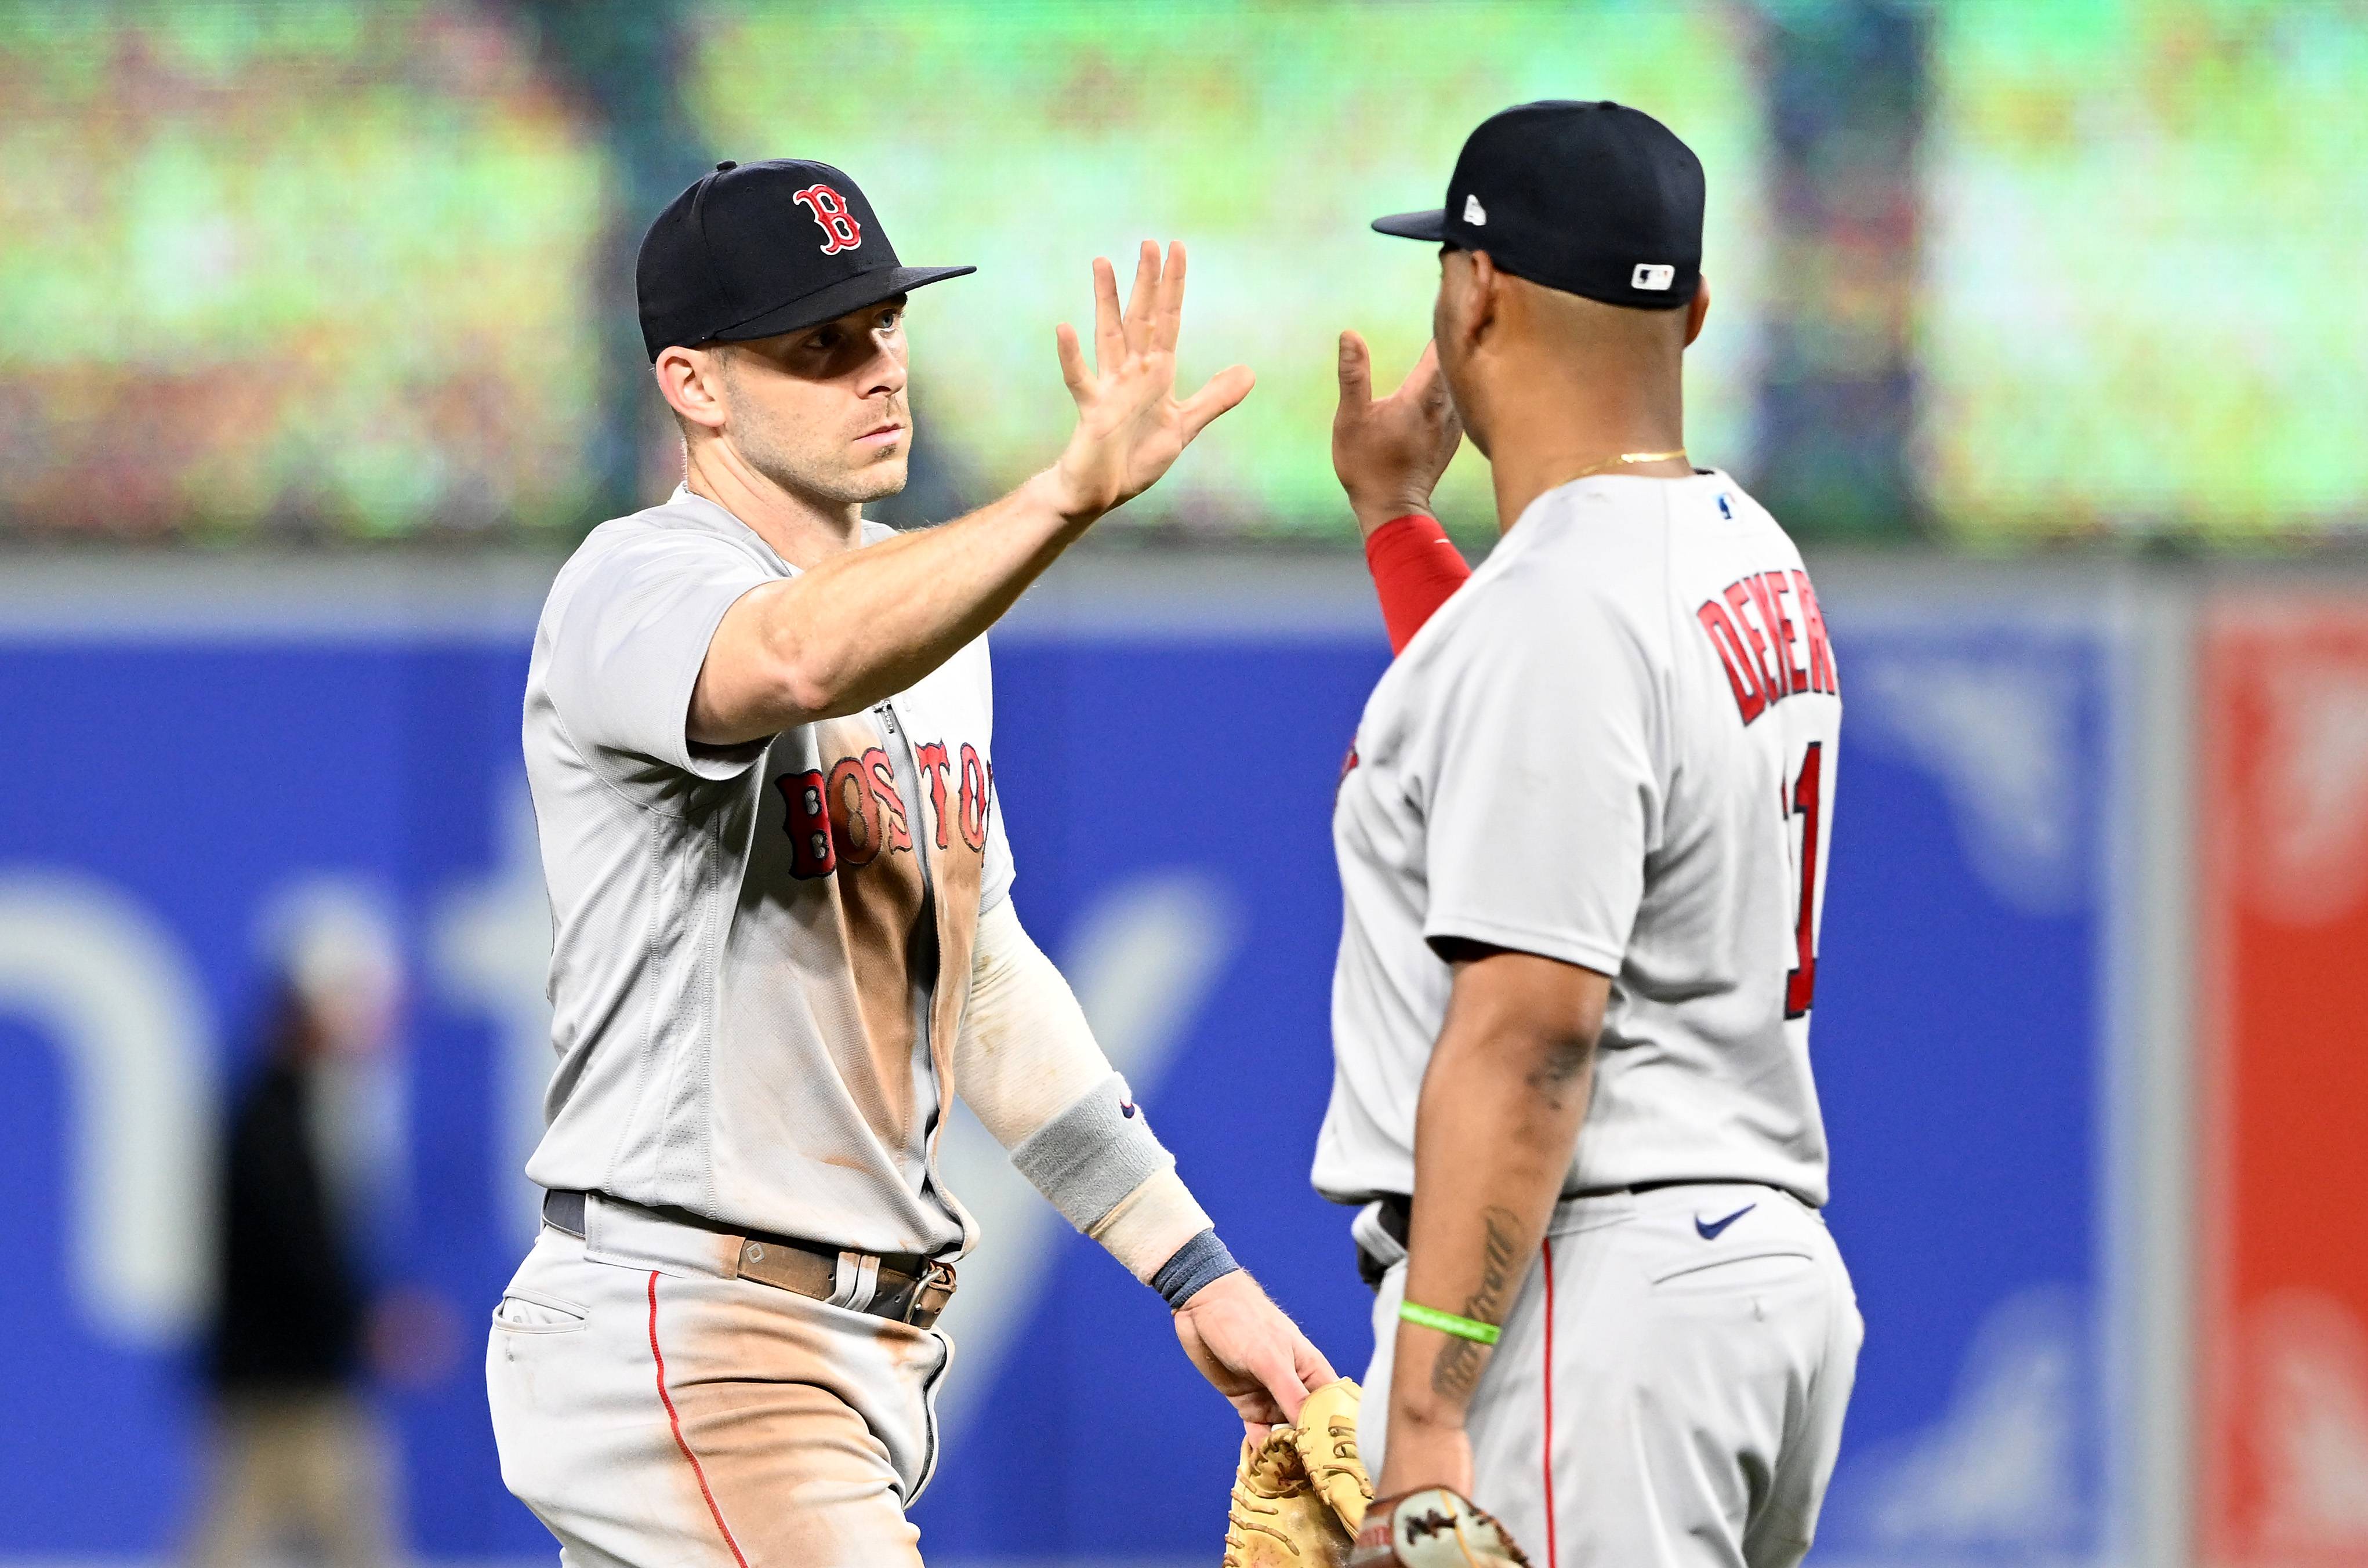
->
xmin=543 ymin=529 xmax=777 ymax=780
xmin=1365 ymin=513 xmax=1473 ymax=654
xmin=954 ymin=899 xmax=1227 ymax=1288
xmin=1419 ymin=586 xmax=1663 ymax=974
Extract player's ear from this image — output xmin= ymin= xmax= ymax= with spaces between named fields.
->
xmin=655 ymin=344 xmax=730 ymax=433
xmin=1684 ymin=275 xmax=1711 ymax=349
xmin=1466 ymin=250 xmax=1506 ymax=350
xmin=1435 ymin=249 xmax=1492 ymax=360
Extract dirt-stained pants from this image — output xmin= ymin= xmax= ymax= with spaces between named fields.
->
xmin=487 ymin=1203 xmax=952 ymax=1568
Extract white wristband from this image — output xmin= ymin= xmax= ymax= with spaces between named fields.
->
xmin=1089 ymin=1167 xmax=1217 ymax=1284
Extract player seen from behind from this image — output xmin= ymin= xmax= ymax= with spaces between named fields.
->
xmin=1318 ymin=102 xmax=1862 ymax=1567
xmin=485 ymin=158 xmax=1335 ymax=1568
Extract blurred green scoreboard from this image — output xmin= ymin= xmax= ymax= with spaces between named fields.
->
xmin=689 ymin=0 xmax=1768 ymax=542
xmin=1920 ymin=0 xmax=2368 ymax=546
xmin=0 ymin=3 xmax=607 ymax=538
xmin=0 ymin=0 xmax=2359 ymax=545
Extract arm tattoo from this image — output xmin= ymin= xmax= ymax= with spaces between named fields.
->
xmin=1430 ymin=1206 xmax=1524 ymax=1402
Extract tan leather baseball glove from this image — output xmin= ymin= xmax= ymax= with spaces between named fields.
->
xmin=1221 ymin=1378 xmax=1375 ymax=1566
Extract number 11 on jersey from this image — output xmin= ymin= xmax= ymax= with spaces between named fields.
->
xmin=1785 ymin=742 xmax=1825 ymax=1019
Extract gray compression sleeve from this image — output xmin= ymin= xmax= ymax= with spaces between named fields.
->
xmin=1009 ymin=1070 xmax=1173 ymax=1233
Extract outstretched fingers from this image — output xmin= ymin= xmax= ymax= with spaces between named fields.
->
xmin=1336 ymin=329 xmax=1375 ymax=416
xmin=1054 ymin=322 xmax=1093 ymax=404
xmin=1091 ymin=256 xmax=1124 ymax=379
xmin=1177 ymin=363 xmax=1255 ymax=441
xmin=1153 ymin=240 xmax=1188 ymax=355
xmin=1121 ymin=239 xmax=1160 ymax=359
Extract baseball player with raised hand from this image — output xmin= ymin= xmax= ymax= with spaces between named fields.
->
xmin=1314 ymin=103 xmax=1863 ymax=1567
xmin=485 ymin=158 xmax=1334 ymax=1568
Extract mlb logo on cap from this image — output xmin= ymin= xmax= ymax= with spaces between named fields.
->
xmin=1633 ymin=263 xmax=1676 ymax=291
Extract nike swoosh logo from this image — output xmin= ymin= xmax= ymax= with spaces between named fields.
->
xmin=1695 ymin=1204 xmax=1756 ymax=1240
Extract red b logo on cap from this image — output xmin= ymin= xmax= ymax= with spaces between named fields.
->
xmin=793 ymin=184 xmax=863 ymax=255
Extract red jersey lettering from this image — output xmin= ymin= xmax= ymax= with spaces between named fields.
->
xmin=775 ymin=769 xmax=837 ymax=879
xmin=1764 ymin=571 xmax=1810 ymax=695
xmin=827 ymin=754 xmax=883 ymax=867
xmin=1794 ymin=570 xmax=1838 ymax=696
xmin=914 ymin=741 xmax=953 ymax=849
xmin=1742 ymin=574 xmax=1794 ymax=699
xmin=1722 ymin=581 xmax=1784 ymax=700
xmin=1696 ymin=600 xmax=1769 ymax=724
xmin=867 ymin=751 xmax=913 ymax=854
xmin=957 ymin=743 xmax=991 ymax=851
xmin=1699 ymin=567 xmax=1837 ymax=725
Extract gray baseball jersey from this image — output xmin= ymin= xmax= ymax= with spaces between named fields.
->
xmin=1316 ymin=470 xmax=1840 ymax=1207
xmin=520 ymin=487 xmax=1011 ymax=1258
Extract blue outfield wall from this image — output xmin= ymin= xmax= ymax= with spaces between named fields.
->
xmin=1807 ymin=607 xmax=2116 ymax=1565
xmin=0 ymin=579 xmax=2126 ymax=1565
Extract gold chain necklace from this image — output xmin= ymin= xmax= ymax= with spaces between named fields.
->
xmin=1568 ymin=448 xmax=1688 ymax=480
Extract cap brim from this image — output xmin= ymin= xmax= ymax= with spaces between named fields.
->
xmin=1371 ymin=209 xmax=1448 ymax=241
xmin=710 ymin=264 xmax=977 ymax=344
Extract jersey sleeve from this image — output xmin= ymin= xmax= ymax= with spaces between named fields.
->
xmin=1416 ymin=582 xmax=1663 ymax=975
xmin=543 ymin=527 xmax=775 ymax=780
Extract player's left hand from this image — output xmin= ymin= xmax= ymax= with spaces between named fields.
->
xmin=1047 ymin=239 xmax=1254 ymax=522
xmin=1333 ymin=332 xmax=1463 ymax=538
xmin=1173 ymin=1269 xmax=1337 ymax=1433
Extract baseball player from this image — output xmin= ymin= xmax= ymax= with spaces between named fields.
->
xmin=1317 ymin=103 xmax=1863 ymax=1567
xmin=484 ymin=158 xmax=1335 ymax=1567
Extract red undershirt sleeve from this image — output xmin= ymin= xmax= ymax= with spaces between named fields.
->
xmin=1363 ymin=513 xmax=1473 ymax=654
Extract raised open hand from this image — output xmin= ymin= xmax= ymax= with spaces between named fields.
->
xmin=1050 ymin=241 xmax=1254 ymax=522
xmin=1333 ymin=331 xmax=1464 ymax=538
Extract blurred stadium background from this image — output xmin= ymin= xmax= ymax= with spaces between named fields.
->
xmin=2 ymin=2 xmax=2365 ymax=1565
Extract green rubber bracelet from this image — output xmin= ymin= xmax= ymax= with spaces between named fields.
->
xmin=1398 ymin=1300 xmax=1502 ymax=1345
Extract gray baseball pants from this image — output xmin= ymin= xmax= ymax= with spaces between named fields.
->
xmin=486 ymin=1201 xmax=951 ymax=1568
xmin=1357 ymin=1182 xmax=1861 ymax=1568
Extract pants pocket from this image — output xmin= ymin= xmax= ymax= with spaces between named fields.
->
xmin=1649 ymin=1250 xmax=1818 ymax=1290
xmin=895 ymin=1319 xmax=958 ymax=1507
xmin=492 ymin=1286 xmax=590 ymax=1334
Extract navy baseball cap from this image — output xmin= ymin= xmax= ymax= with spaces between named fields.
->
xmin=636 ymin=158 xmax=976 ymax=361
xmin=1372 ymin=100 xmax=1704 ymax=310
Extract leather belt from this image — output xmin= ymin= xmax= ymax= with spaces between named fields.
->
xmin=542 ymin=1189 xmax=957 ymax=1330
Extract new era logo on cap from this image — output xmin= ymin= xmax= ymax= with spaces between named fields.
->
xmin=1633 ymin=263 xmax=1676 ymax=291
xmin=1464 ymin=194 xmax=1488 ymax=226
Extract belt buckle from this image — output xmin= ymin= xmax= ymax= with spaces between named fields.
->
xmin=904 ymin=1259 xmax=957 ymax=1328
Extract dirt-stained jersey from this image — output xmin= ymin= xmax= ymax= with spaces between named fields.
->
xmin=1316 ymin=471 xmax=1840 ymax=1207
xmin=521 ymin=488 xmax=1010 ymax=1257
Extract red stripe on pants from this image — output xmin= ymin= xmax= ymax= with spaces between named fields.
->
xmin=648 ymin=1271 xmax=752 ymax=1568
xmin=1540 ymin=1237 xmax=1559 ymax=1568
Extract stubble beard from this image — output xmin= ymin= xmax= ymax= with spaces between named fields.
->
xmin=730 ymin=386 xmax=911 ymax=510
